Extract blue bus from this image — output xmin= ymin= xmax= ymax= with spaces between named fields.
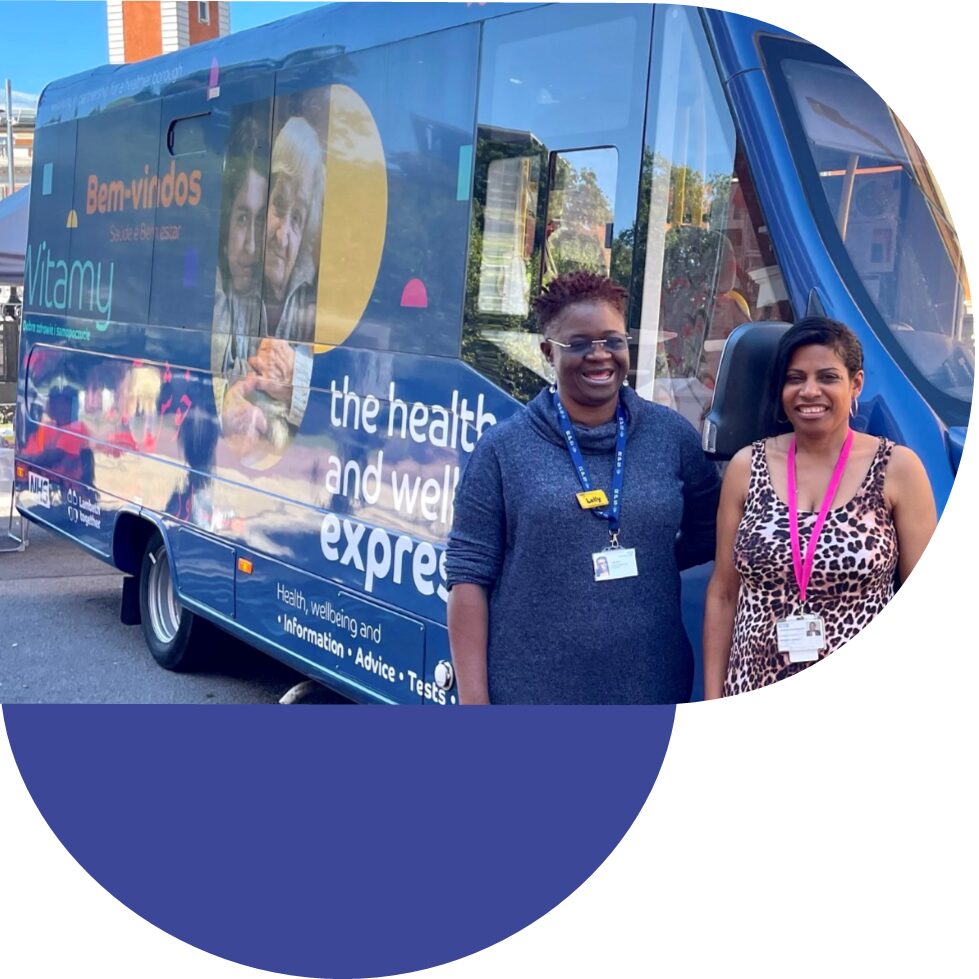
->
xmin=13 ymin=3 xmax=973 ymax=703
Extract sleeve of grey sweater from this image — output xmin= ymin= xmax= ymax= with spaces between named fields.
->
xmin=445 ymin=434 xmax=506 ymax=589
xmin=674 ymin=414 xmax=721 ymax=571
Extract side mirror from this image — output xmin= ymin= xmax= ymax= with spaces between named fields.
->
xmin=701 ymin=322 xmax=792 ymax=461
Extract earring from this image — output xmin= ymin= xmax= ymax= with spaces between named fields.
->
xmin=850 ymin=397 xmax=859 ymax=418
xmin=545 ymin=360 xmax=556 ymax=390
xmin=775 ymin=406 xmax=789 ymax=424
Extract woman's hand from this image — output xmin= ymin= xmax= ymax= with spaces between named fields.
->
xmin=702 ymin=447 xmax=750 ymax=700
xmin=221 ymin=375 xmax=268 ymax=441
xmin=447 ymin=583 xmax=491 ymax=704
xmin=247 ymin=338 xmax=296 ymax=403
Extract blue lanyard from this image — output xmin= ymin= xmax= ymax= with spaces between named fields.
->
xmin=552 ymin=389 xmax=628 ymax=540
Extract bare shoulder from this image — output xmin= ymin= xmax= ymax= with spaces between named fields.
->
xmin=886 ymin=443 xmax=928 ymax=481
xmin=884 ymin=443 xmax=933 ymax=506
xmin=730 ymin=443 xmax=753 ymax=466
xmin=727 ymin=444 xmax=753 ymax=478
xmin=721 ymin=444 xmax=753 ymax=500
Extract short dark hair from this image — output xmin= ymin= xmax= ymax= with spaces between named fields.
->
xmin=770 ymin=317 xmax=864 ymax=424
xmin=532 ymin=270 xmax=628 ymax=332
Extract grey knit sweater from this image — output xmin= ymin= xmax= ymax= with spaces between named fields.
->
xmin=446 ymin=386 xmax=720 ymax=704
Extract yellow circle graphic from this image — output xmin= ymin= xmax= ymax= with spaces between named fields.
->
xmin=209 ymin=84 xmax=387 ymax=470
xmin=314 ymin=84 xmax=388 ymax=350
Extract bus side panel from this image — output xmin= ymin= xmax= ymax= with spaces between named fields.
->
xmin=173 ymin=528 xmax=236 ymax=619
xmin=28 ymin=341 xmax=513 ymax=601
xmin=19 ymin=22 xmax=521 ymax=704
xmin=17 ymin=119 xmax=79 ymax=497
xmin=232 ymin=548 xmax=426 ymax=704
xmin=20 ymin=121 xmax=78 ymax=331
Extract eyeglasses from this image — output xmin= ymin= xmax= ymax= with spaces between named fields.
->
xmin=545 ymin=335 xmax=629 ymax=357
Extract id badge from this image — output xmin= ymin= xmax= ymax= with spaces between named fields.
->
xmin=593 ymin=548 xmax=638 ymax=582
xmin=776 ymin=614 xmax=826 ymax=663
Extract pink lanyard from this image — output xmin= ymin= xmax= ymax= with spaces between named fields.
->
xmin=786 ymin=430 xmax=854 ymax=606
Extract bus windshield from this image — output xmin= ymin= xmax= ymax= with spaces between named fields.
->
xmin=778 ymin=56 xmax=974 ymax=409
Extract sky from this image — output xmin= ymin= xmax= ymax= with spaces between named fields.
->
xmin=3 ymin=1 xmax=326 ymax=99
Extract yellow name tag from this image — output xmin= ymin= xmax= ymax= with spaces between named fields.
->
xmin=576 ymin=489 xmax=608 ymax=509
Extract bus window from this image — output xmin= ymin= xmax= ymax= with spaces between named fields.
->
xmin=636 ymin=5 xmax=792 ymax=430
xmin=73 ymin=102 xmax=162 ymax=331
xmin=478 ymin=6 xmax=645 ymax=142
xmin=149 ymin=94 xmax=221 ymax=334
xmin=770 ymin=50 xmax=974 ymax=422
xmin=261 ymin=84 xmax=326 ymax=349
xmin=167 ymin=114 xmax=210 ymax=158
xmin=265 ymin=27 xmax=479 ymax=360
xmin=464 ymin=3 xmax=650 ymax=403
xmin=147 ymin=75 xmax=277 ymax=342
xmin=209 ymin=84 xmax=316 ymax=462
xmin=208 ymin=97 xmax=274 ymax=370
xmin=474 ymin=146 xmax=617 ymax=317
xmin=210 ymin=26 xmax=481 ymax=466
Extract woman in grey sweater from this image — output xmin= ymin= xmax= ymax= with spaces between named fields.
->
xmin=446 ymin=272 xmax=719 ymax=704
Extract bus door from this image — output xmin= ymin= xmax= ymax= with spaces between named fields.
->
xmin=146 ymin=79 xmax=277 ymax=621
xmin=628 ymin=6 xmax=797 ymax=699
xmin=632 ymin=5 xmax=793 ymax=431
xmin=462 ymin=2 xmax=653 ymax=401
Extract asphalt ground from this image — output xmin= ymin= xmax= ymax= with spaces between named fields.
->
xmin=0 ymin=447 xmax=351 ymax=704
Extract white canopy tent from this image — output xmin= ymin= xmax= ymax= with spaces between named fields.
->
xmin=0 ymin=186 xmax=29 ymax=285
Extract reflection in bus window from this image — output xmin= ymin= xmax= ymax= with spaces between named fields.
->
xmin=637 ymin=6 xmax=792 ymax=430
xmin=542 ymin=148 xmax=617 ymax=286
xmin=477 ymin=155 xmax=541 ymax=317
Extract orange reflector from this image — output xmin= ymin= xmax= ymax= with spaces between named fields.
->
xmin=15 ymin=464 xmax=26 ymax=479
xmin=237 ymin=558 xmax=253 ymax=575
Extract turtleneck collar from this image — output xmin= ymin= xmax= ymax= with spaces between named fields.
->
xmin=525 ymin=384 xmax=642 ymax=453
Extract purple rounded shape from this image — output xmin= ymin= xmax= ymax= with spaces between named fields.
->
xmin=4 ymin=704 xmax=674 ymax=976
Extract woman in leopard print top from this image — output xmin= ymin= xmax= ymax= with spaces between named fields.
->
xmin=703 ymin=318 xmax=937 ymax=698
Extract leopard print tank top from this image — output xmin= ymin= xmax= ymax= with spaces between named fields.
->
xmin=723 ymin=437 xmax=898 ymax=696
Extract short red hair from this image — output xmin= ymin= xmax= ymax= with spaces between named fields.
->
xmin=532 ymin=270 xmax=628 ymax=332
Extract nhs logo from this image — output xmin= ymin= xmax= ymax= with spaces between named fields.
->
xmin=28 ymin=471 xmax=51 ymax=509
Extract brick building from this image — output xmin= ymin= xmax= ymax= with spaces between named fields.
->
xmin=2 ymin=3 xmax=231 ymax=199
xmin=106 ymin=1 xmax=230 ymax=63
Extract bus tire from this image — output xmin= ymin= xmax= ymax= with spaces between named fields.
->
xmin=138 ymin=532 xmax=203 ymax=671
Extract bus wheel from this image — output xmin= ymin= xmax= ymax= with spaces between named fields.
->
xmin=138 ymin=532 xmax=202 ymax=671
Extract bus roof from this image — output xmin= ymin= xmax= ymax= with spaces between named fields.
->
xmin=37 ymin=0 xmax=544 ymax=127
